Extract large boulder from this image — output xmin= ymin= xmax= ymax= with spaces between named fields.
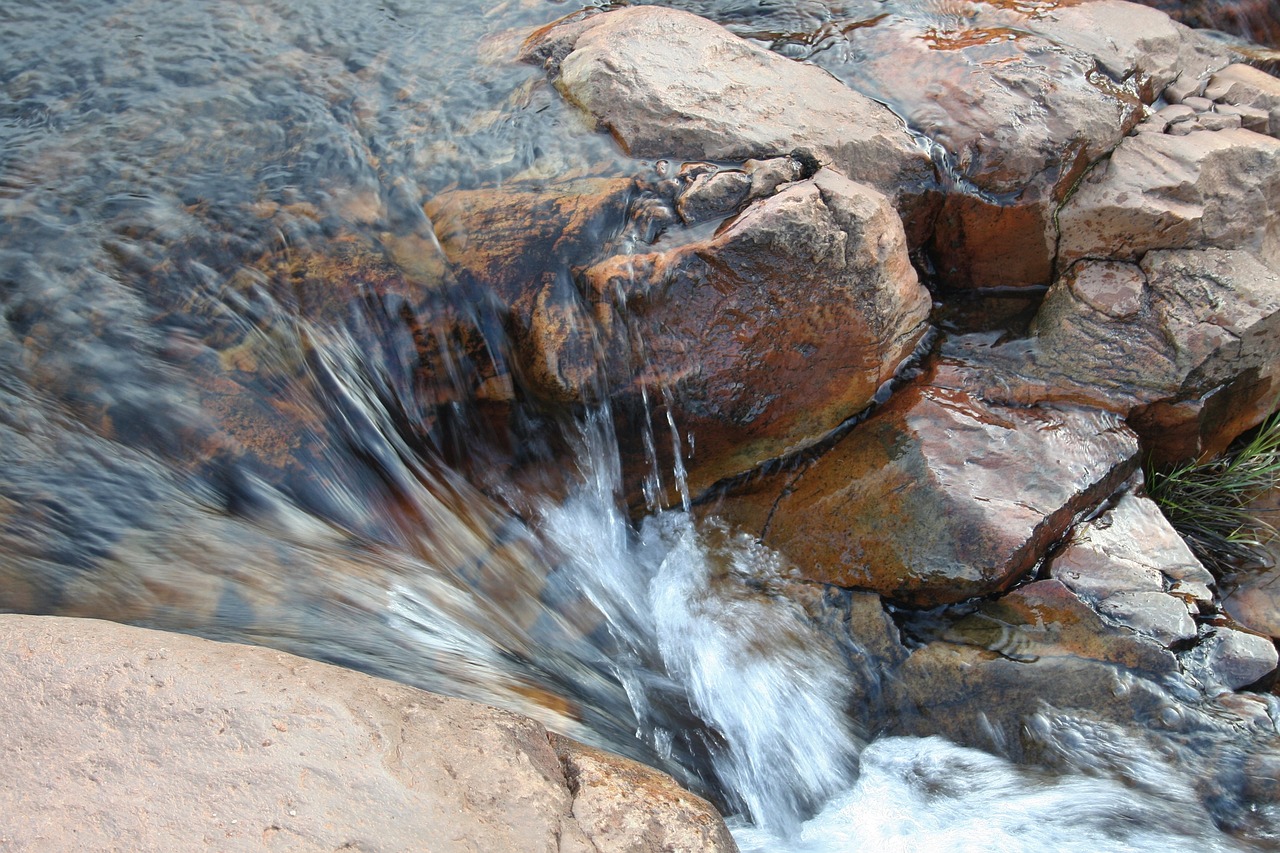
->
xmin=806 ymin=0 xmax=1229 ymax=288
xmin=584 ymin=168 xmax=931 ymax=504
xmin=706 ymin=362 xmax=1139 ymax=607
xmin=519 ymin=7 xmax=935 ymax=232
xmin=0 ymin=614 xmax=737 ymax=853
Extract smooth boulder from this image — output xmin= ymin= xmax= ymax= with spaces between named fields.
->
xmin=0 ymin=614 xmax=737 ymax=853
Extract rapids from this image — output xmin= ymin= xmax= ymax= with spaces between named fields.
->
xmin=0 ymin=0 xmax=1273 ymax=849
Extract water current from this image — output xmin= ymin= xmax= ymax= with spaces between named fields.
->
xmin=0 ymin=0 xmax=1273 ymax=849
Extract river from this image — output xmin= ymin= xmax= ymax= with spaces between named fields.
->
xmin=0 ymin=0 xmax=1270 ymax=849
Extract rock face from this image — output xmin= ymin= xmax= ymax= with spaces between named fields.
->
xmin=1038 ymin=249 xmax=1280 ymax=462
xmin=806 ymin=0 xmax=1229 ymax=288
xmin=1057 ymin=128 xmax=1280 ymax=267
xmin=588 ymin=168 xmax=931 ymax=502
xmin=709 ymin=363 xmax=1139 ymax=607
xmin=0 ymin=614 xmax=737 ymax=853
xmin=520 ymin=7 xmax=934 ymax=228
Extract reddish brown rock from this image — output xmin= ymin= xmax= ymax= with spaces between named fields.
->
xmin=710 ymin=364 xmax=1139 ymax=607
xmin=1129 ymin=0 xmax=1280 ymax=47
xmin=585 ymin=168 xmax=931 ymax=503
xmin=0 ymin=614 xmax=737 ymax=853
xmin=520 ymin=7 xmax=934 ymax=227
xmin=1057 ymin=127 xmax=1280 ymax=268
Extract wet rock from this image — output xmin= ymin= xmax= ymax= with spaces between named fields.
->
xmin=675 ymin=168 xmax=754 ymax=225
xmin=1058 ymin=128 xmax=1280 ymax=267
xmin=808 ymin=0 xmax=1228 ymax=288
xmin=1023 ymin=0 xmax=1232 ymax=94
xmin=520 ymin=7 xmax=934 ymax=226
xmin=952 ymin=248 xmax=1280 ymax=464
xmin=1182 ymin=625 xmax=1280 ymax=690
xmin=710 ymin=363 xmax=1139 ymax=607
xmin=1049 ymin=492 xmax=1213 ymax=645
xmin=585 ymin=168 xmax=930 ymax=503
xmin=0 ymin=614 xmax=735 ymax=853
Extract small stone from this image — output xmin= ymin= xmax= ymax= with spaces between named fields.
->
xmin=1200 ymin=627 xmax=1279 ymax=690
xmin=1214 ymin=103 xmax=1271 ymax=134
xmin=1136 ymin=117 xmax=1169 ymax=134
xmin=1163 ymin=75 xmax=1205 ymax=104
xmin=675 ymin=169 xmax=752 ymax=225
xmin=1155 ymin=103 xmax=1197 ymax=124
xmin=1198 ymin=112 xmax=1243 ymax=131
xmin=1167 ymin=118 xmax=1199 ymax=136
xmin=1182 ymin=95 xmax=1215 ymax=113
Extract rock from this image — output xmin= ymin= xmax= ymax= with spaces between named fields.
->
xmin=585 ymin=168 xmax=930 ymax=504
xmin=520 ymin=7 xmax=934 ymax=228
xmin=1214 ymin=102 xmax=1272 ymax=133
xmin=1183 ymin=625 xmax=1280 ymax=690
xmin=952 ymin=248 xmax=1280 ymax=464
xmin=1132 ymin=0 xmax=1280 ymax=47
xmin=1205 ymin=63 xmax=1280 ymax=135
xmin=804 ymin=0 xmax=1229 ymax=289
xmin=1049 ymin=492 xmax=1213 ymax=646
xmin=1058 ymin=128 xmax=1280 ymax=268
xmin=0 ymin=614 xmax=736 ymax=853
xmin=1223 ymin=568 xmax=1280 ymax=640
xmin=708 ymin=362 xmax=1139 ymax=607
xmin=675 ymin=167 xmax=754 ymax=225
xmin=1023 ymin=0 xmax=1232 ymax=94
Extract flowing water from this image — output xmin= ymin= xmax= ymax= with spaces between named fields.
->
xmin=0 ymin=0 xmax=1274 ymax=849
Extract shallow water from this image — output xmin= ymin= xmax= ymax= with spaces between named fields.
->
xmin=0 ymin=0 xmax=1276 ymax=848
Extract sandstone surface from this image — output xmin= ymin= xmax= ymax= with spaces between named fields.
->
xmin=1058 ymin=127 xmax=1280 ymax=267
xmin=709 ymin=363 xmax=1139 ymax=607
xmin=520 ymin=7 xmax=934 ymax=227
xmin=0 ymin=614 xmax=736 ymax=853
xmin=586 ymin=168 xmax=931 ymax=503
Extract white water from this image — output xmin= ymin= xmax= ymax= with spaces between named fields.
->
xmin=531 ymin=411 xmax=1255 ymax=851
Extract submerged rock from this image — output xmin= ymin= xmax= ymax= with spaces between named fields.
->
xmin=708 ymin=362 xmax=1139 ymax=607
xmin=0 ymin=614 xmax=737 ymax=853
xmin=520 ymin=6 xmax=935 ymax=230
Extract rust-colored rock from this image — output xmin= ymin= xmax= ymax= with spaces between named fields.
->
xmin=0 ymin=614 xmax=737 ymax=853
xmin=710 ymin=363 xmax=1139 ymax=607
xmin=520 ymin=7 xmax=934 ymax=227
xmin=584 ymin=168 xmax=931 ymax=504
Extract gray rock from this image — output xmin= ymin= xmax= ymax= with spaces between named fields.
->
xmin=1182 ymin=95 xmax=1216 ymax=113
xmin=1185 ymin=626 xmax=1280 ymax=691
xmin=1198 ymin=112 xmax=1243 ymax=131
xmin=1058 ymin=128 xmax=1280 ymax=268
xmin=1164 ymin=74 xmax=1207 ymax=104
xmin=1214 ymin=102 xmax=1271 ymax=134
xmin=1204 ymin=64 xmax=1280 ymax=135
xmin=0 ymin=614 xmax=737 ymax=853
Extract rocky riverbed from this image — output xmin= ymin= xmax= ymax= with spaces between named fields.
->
xmin=3 ymin=0 xmax=1280 ymax=849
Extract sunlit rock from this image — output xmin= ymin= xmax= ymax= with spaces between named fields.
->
xmin=585 ymin=168 xmax=931 ymax=503
xmin=1048 ymin=491 xmax=1213 ymax=646
xmin=1057 ymin=128 xmax=1280 ymax=268
xmin=520 ymin=6 xmax=935 ymax=231
xmin=1182 ymin=625 xmax=1279 ymax=690
xmin=0 ymin=615 xmax=736 ymax=853
xmin=1205 ymin=63 xmax=1280 ymax=135
xmin=708 ymin=363 xmax=1139 ymax=607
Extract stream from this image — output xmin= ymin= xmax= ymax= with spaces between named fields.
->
xmin=0 ymin=0 xmax=1271 ymax=849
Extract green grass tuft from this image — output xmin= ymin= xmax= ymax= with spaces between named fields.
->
xmin=1145 ymin=412 xmax=1280 ymax=572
